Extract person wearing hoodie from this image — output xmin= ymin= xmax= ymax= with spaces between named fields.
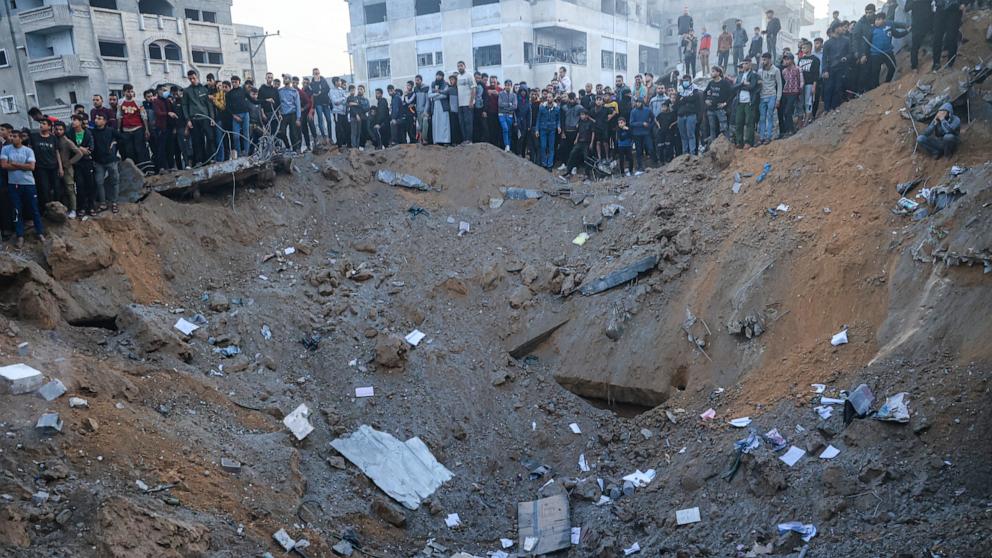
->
xmin=413 ymin=75 xmax=430 ymax=144
xmin=387 ymin=85 xmax=404 ymax=145
xmin=628 ymin=98 xmax=653 ymax=173
xmin=515 ymin=84 xmax=532 ymax=156
xmin=916 ymin=103 xmax=961 ymax=158
xmin=347 ymin=85 xmax=370 ymax=150
xmin=310 ymin=68 xmax=333 ymax=142
xmin=556 ymin=93 xmax=582 ymax=165
xmin=497 ymin=80 xmax=518 ymax=151
xmin=277 ymin=78 xmax=302 ymax=152
xmin=674 ymin=75 xmax=703 ymax=156
xmin=227 ymin=75 xmax=251 ymax=157
xmin=429 ymin=72 xmax=452 ymax=145
xmin=822 ymin=22 xmax=853 ymax=112
xmin=748 ymin=27 xmax=764 ymax=63
xmin=90 ymin=113 xmax=122 ymax=214
xmin=732 ymin=20 xmax=749 ymax=69
xmin=447 ymin=75 xmax=462 ymax=144
xmin=765 ymin=10 xmax=782 ymax=59
xmin=851 ymin=3 xmax=877 ymax=93
xmin=682 ymin=31 xmax=699 ymax=79
xmin=867 ymin=14 xmax=909 ymax=90
xmin=756 ymin=52 xmax=783 ymax=144
xmin=181 ymin=70 xmax=216 ymax=165
xmin=535 ymin=94 xmax=561 ymax=170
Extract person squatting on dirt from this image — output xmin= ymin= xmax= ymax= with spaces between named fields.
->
xmin=916 ymin=103 xmax=962 ymax=159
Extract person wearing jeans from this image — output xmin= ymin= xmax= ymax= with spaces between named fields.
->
xmin=1 ymin=130 xmax=45 ymax=247
xmin=310 ymin=68 xmax=333 ymax=142
xmin=536 ymin=96 xmax=560 ymax=169
xmin=227 ymin=75 xmax=251 ymax=157
xmin=674 ymin=76 xmax=702 ymax=156
xmin=497 ymin=79 xmax=517 ymax=151
xmin=455 ymin=61 xmax=475 ymax=143
xmin=757 ymin=53 xmax=782 ymax=143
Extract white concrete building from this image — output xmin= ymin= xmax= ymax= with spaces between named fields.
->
xmin=0 ymin=0 xmax=267 ymax=127
xmin=346 ymin=0 xmax=814 ymax=93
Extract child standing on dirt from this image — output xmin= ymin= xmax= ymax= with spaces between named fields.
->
xmin=1 ymin=130 xmax=45 ymax=248
xmin=616 ymin=118 xmax=634 ymax=176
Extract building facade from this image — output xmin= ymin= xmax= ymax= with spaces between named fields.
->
xmin=0 ymin=0 xmax=267 ymax=127
xmin=346 ymin=0 xmax=813 ymax=93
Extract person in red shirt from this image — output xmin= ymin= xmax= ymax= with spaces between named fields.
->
xmin=698 ymin=27 xmax=713 ymax=78
xmin=118 ymin=84 xmax=150 ymax=170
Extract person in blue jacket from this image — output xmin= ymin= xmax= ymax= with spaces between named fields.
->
xmin=535 ymin=93 xmax=561 ymax=170
xmin=866 ymin=13 xmax=909 ymax=91
xmin=916 ymin=103 xmax=961 ymax=159
xmin=628 ymin=98 xmax=653 ymax=174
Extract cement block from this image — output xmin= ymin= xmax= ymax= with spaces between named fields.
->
xmin=0 ymin=364 xmax=44 ymax=395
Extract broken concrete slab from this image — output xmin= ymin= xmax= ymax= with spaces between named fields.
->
xmin=580 ymin=255 xmax=659 ymax=295
xmin=517 ymin=493 xmax=571 ymax=555
xmin=507 ymin=312 xmax=570 ymax=359
xmin=375 ymin=169 xmax=431 ymax=191
xmin=145 ymin=156 xmax=275 ymax=198
xmin=502 ymin=187 xmax=543 ymax=200
xmin=36 ymin=412 xmax=63 ymax=434
xmin=37 ymin=379 xmax=67 ymax=401
xmin=283 ymin=404 xmax=314 ymax=441
xmin=330 ymin=424 xmax=453 ymax=510
xmin=1 ymin=363 xmax=44 ymax=395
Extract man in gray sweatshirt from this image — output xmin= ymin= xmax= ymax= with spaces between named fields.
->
xmin=329 ymin=77 xmax=349 ymax=147
xmin=757 ymin=52 xmax=783 ymax=144
xmin=497 ymin=79 xmax=518 ymax=151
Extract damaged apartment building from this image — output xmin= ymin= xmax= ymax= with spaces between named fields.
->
xmin=0 ymin=0 xmax=267 ymax=127
xmin=347 ymin=0 xmax=813 ymax=92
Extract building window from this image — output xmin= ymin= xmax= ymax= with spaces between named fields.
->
xmin=138 ymin=0 xmax=174 ymax=17
xmin=239 ymin=42 xmax=250 ymax=52
xmin=473 ymin=44 xmax=501 ymax=67
xmin=417 ymin=52 xmax=443 ymax=67
xmin=600 ymin=0 xmax=614 ymax=15
xmin=0 ymin=96 xmax=16 ymax=114
xmin=472 ymin=0 xmax=499 ymax=5
xmin=99 ymin=40 xmax=127 ymax=58
xmin=367 ymin=58 xmax=390 ymax=79
xmin=523 ymin=42 xmax=533 ymax=64
xmin=192 ymin=50 xmax=223 ymax=64
xmin=0 ymin=49 xmax=7 ymax=68
xmin=202 ymin=11 xmax=216 ymax=23
xmin=89 ymin=0 xmax=117 ymax=9
xmin=185 ymin=8 xmax=200 ymax=20
xmin=616 ymin=0 xmax=628 ymax=16
xmin=148 ymin=40 xmax=181 ymax=61
xmin=364 ymin=3 xmax=386 ymax=24
xmin=601 ymin=49 xmax=613 ymax=69
xmin=415 ymin=0 xmax=440 ymax=16
xmin=615 ymin=52 xmax=627 ymax=71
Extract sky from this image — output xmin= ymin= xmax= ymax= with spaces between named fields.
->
xmin=232 ymin=0 xmax=833 ymax=80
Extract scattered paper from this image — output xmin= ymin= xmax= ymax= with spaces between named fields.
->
xmin=500 ymin=538 xmax=514 ymax=549
xmin=569 ymin=422 xmax=582 ymax=434
xmin=445 ymin=513 xmax=461 ymax=528
xmin=283 ymin=404 xmax=314 ymax=441
xmin=814 ymin=405 xmax=833 ymax=420
xmin=729 ymin=417 xmax=752 ymax=428
xmin=676 ymin=507 xmax=701 ymax=525
xmin=819 ymin=445 xmax=841 ymax=459
xmin=283 ymin=247 xmax=296 ymax=255
xmin=876 ymin=392 xmax=911 ymax=423
xmin=174 ymin=318 xmax=199 ymax=336
xmin=523 ymin=537 xmax=538 ymax=551
xmin=779 ymin=446 xmax=806 ymax=467
xmin=777 ymin=521 xmax=817 ymax=542
xmin=458 ymin=221 xmax=471 ymax=236
xmin=578 ymin=454 xmax=590 ymax=472
xmin=624 ymin=542 xmax=641 ymax=555
xmin=572 ymin=232 xmax=590 ymax=246
xmin=622 ymin=469 xmax=656 ymax=487
xmin=594 ymin=495 xmax=612 ymax=506
xmin=763 ymin=428 xmax=787 ymax=451
xmin=571 ymin=527 xmax=581 ymax=545
xmin=405 ymin=329 xmax=426 ymax=346
xmin=831 ymin=329 xmax=848 ymax=346
xmin=820 ymin=396 xmax=845 ymax=405
xmin=700 ymin=408 xmax=716 ymax=420
xmin=531 ymin=421 xmax=536 ymax=431
xmin=811 ymin=384 xmax=826 ymax=394
xmin=775 ymin=203 xmax=790 ymax=212
xmin=355 ymin=386 xmax=374 ymax=398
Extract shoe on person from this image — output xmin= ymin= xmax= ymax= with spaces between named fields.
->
xmin=505 ymin=145 xmax=510 ymax=152
xmin=67 ymin=211 xmax=77 ymax=220
xmin=37 ymin=234 xmax=46 ymax=243
xmin=14 ymin=237 xmax=23 ymax=250
xmin=558 ymin=164 xmax=567 ymax=170
xmin=624 ymin=171 xmax=631 ymax=177
xmin=570 ymin=167 xmax=577 ymax=175
xmin=635 ymin=171 xmax=644 ymax=176
xmin=359 ymin=147 xmax=364 ymax=152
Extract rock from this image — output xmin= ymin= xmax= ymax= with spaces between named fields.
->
xmin=743 ymin=454 xmax=787 ymax=495
xmin=706 ymin=135 xmax=734 ymax=170
xmin=374 ymin=335 xmax=407 ymax=369
xmin=115 ymin=304 xmax=187 ymax=356
xmin=371 ymin=496 xmax=407 ymax=527
xmin=479 ymin=261 xmax=502 ymax=291
xmin=520 ymin=264 xmax=540 ymax=286
xmin=44 ymin=201 xmax=69 ymax=223
xmin=327 ymin=456 xmax=347 ymax=469
xmin=507 ymin=312 xmax=571 ymax=358
xmin=209 ymin=293 xmax=230 ymax=312
xmin=37 ymin=379 xmax=67 ymax=401
xmin=575 ymin=481 xmax=602 ymax=501
xmin=36 ymin=412 xmax=63 ymax=433
xmin=439 ymin=277 xmax=469 ymax=296
xmin=353 ymin=242 xmax=377 ymax=254
xmin=220 ymin=458 xmax=241 ymax=473
xmin=674 ymin=228 xmax=693 ymax=254
xmin=332 ymin=540 xmax=353 ymax=556
xmin=322 ymin=162 xmax=344 ymax=182
xmin=18 ymin=282 xmax=61 ymax=329
xmin=508 ymin=285 xmax=533 ymax=309
xmin=44 ymin=233 xmax=114 ymax=281
xmin=117 ymin=158 xmax=146 ymax=201
xmin=363 ymin=328 xmax=378 ymax=339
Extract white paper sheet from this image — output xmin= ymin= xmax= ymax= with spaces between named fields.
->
xmin=355 ymin=386 xmax=374 ymax=397
xmin=819 ymin=445 xmax=840 ymax=459
xmin=676 ymin=507 xmax=701 ymax=525
xmin=779 ymin=446 xmax=806 ymax=467
xmin=405 ymin=329 xmax=426 ymax=346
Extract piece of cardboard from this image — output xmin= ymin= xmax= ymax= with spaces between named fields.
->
xmin=518 ymin=494 xmax=571 ymax=555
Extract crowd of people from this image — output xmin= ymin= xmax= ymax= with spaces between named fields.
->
xmin=1 ymin=1 xmax=978 ymax=248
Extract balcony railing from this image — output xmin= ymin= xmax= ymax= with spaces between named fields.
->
xmin=28 ymin=55 xmax=86 ymax=82
xmin=19 ymin=4 xmax=74 ymax=34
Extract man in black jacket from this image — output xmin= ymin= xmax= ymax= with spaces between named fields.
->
xmin=704 ymin=66 xmax=732 ymax=143
xmin=748 ymin=27 xmax=764 ymax=62
xmin=257 ymin=72 xmax=281 ymax=132
xmin=765 ymin=10 xmax=782 ymax=60
xmin=905 ymin=0 xmax=933 ymax=70
xmin=822 ymin=23 xmax=853 ymax=112
xmin=677 ymin=7 xmax=693 ymax=35
xmin=851 ymin=4 xmax=877 ymax=92
xmin=227 ymin=75 xmax=251 ymax=157
xmin=310 ymin=68 xmax=333 ymax=142
xmin=931 ymin=0 xmax=964 ymax=70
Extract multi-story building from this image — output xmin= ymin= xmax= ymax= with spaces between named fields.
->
xmin=345 ymin=0 xmax=813 ymax=93
xmin=0 ymin=0 xmax=267 ymax=127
